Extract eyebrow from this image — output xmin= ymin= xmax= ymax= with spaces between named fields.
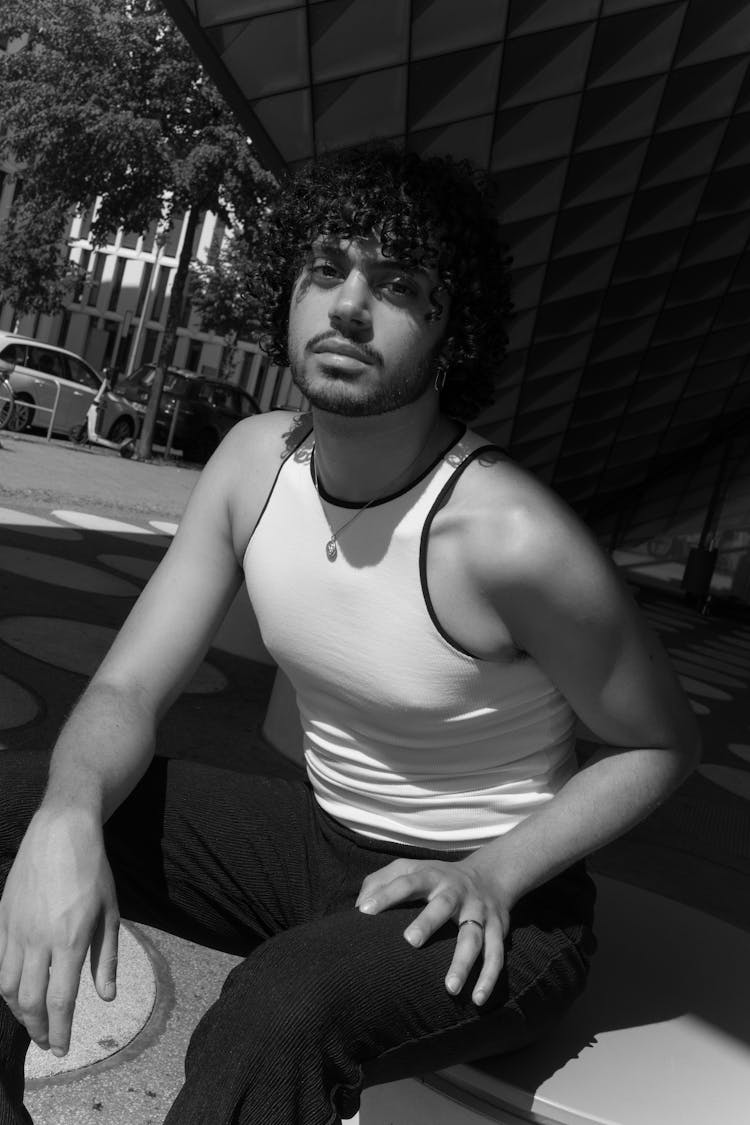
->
xmin=310 ymin=241 xmax=431 ymax=279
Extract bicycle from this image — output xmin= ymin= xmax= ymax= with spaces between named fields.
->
xmin=0 ymin=356 xmax=16 ymax=431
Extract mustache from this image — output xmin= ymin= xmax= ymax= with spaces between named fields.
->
xmin=305 ymin=331 xmax=383 ymax=366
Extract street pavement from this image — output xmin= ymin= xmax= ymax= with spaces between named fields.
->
xmin=1 ymin=431 xmax=750 ymax=1123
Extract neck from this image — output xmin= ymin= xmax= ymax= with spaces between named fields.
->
xmin=311 ymin=400 xmax=453 ymax=503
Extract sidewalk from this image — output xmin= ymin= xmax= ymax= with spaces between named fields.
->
xmin=1 ymin=434 xmax=750 ymax=1122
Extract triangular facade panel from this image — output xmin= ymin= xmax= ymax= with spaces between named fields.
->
xmin=674 ymin=0 xmax=750 ymax=67
xmin=310 ymin=0 xmax=409 ymax=83
xmin=219 ymin=8 xmax=308 ymax=98
xmin=492 ymin=95 xmax=578 ymax=170
xmin=409 ymin=45 xmax=501 ymax=132
xmin=587 ymin=3 xmax=685 ymax=87
xmin=499 ymin=23 xmax=595 ymax=107
xmin=656 ymin=56 xmax=748 ymax=131
xmin=410 ymin=0 xmax=508 ymax=60
xmin=575 ymin=75 xmax=665 ymax=149
xmin=507 ymin=0 xmax=600 ymax=38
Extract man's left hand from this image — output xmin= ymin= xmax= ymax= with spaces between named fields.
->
xmin=355 ymin=857 xmax=510 ymax=1005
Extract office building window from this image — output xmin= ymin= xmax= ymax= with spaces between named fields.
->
xmin=135 ymin=261 xmax=153 ymax=318
xmin=77 ymin=206 xmax=94 ymax=241
xmin=142 ymin=328 xmax=160 ymax=365
xmin=87 ymin=253 xmax=105 ymax=308
xmin=162 ymin=216 xmax=183 ymax=257
xmin=101 ymin=320 xmax=119 ymax=368
xmin=71 ymin=249 xmax=91 ymax=303
xmin=107 ymin=257 xmax=126 ymax=312
xmin=142 ymin=221 xmax=158 ymax=255
xmin=57 ymin=310 xmax=71 ymax=349
xmin=185 ymin=338 xmax=202 ymax=372
xmin=180 ymin=294 xmax=193 ymax=327
xmin=150 ymin=265 xmax=170 ymax=322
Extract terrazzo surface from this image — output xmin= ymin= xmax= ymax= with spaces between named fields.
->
xmin=0 ymin=434 xmax=749 ymax=1123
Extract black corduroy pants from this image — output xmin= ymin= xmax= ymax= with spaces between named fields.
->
xmin=0 ymin=751 xmax=596 ymax=1124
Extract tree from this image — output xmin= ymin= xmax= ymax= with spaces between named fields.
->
xmin=188 ymin=228 xmax=268 ymax=380
xmin=0 ymin=0 xmax=278 ymax=457
xmin=0 ymin=194 xmax=86 ymax=324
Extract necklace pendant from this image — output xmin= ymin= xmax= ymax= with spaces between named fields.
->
xmin=326 ymin=537 xmax=338 ymax=561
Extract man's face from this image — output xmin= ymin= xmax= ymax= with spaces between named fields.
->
xmin=287 ymin=233 xmax=449 ymax=416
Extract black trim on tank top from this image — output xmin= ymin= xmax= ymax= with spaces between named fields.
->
xmin=309 ymin=423 xmax=467 ymax=509
xmin=244 ymin=424 xmax=314 ymax=553
xmin=419 ymin=444 xmax=507 ymax=661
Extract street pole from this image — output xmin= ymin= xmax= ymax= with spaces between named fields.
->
xmin=124 ymin=238 xmax=165 ymax=380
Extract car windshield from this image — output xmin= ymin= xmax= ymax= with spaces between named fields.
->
xmin=122 ymin=366 xmax=191 ymax=396
xmin=163 ymin=373 xmax=190 ymax=396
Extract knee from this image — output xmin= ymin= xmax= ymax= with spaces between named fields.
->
xmin=222 ymin=935 xmax=347 ymax=1039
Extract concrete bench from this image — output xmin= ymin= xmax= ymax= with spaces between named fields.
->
xmin=357 ymin=876 xmax=750 ymax=1124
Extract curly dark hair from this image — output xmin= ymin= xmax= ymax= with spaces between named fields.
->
xmin=253 ymin=145 xmax=513 ymax=421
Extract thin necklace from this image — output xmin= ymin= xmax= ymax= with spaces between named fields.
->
xmin=312 ymin=422 xmax=440 ymax=561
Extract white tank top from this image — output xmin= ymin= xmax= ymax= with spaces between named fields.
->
xmin=243 ymin=426 xmax=577 ymax=852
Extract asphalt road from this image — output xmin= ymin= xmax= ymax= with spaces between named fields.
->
xmin=0 ymin=431 xmax=200 ymax=523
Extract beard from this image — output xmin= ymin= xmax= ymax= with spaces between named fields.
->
xmin=290 ymin=345 xmax=440 ymax=418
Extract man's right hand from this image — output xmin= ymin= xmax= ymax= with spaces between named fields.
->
xmin=0 ymin=805 xmax=120 ymax=1056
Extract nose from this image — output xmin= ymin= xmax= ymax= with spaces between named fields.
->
xmin=330 ymin=270 xmax=372 ymax=335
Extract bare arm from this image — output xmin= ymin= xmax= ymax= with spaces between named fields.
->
xmin=43 ymin=456 xmax=244 ymax=822
xmin=357 ymin=471 xmax=700 ymax=1003
xmin=0 ymin=413 xmax=283 ymax=1055
xmin=469 ymin=505 xmax=700 ymax=904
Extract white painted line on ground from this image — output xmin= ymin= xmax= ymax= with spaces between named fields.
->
xmin=52 ymin=510 xmax=155 ymax=534
xmin=149 ymin=520 xmax=179 ymax=536
xmin=0 ymin=507 xmax=82 ymax=539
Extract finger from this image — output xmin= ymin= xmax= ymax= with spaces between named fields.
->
xmin=91 ymin=909 xmax=119 ymax=1002
xmin=16 ymin=949 xmax=53 ymax=1049
xmin=46 ymin=949 xmax=84 ymax=1057
xmin=471 ymin=916 xmax=505 ymax=1007
xmin=0 ymin=941 xmax=25 ymax=1025
xmin=355 ymin=861 xmax=413 ymax=908
xmin=403 ymin=891 xmax=461 ymax=948
xmin=358 ymin=869 xmax=438 ymax=915
xmin=444 ymin=918 xmax=486 ymax=997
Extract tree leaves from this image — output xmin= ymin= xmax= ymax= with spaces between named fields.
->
xmin=0 ymin=0 xmax=276 ymax=294
xmin=0 ymin=0 xmax=279 ymax=453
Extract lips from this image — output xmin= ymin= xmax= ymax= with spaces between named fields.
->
xmin=311 ymin=339 xmax=373 ymax=365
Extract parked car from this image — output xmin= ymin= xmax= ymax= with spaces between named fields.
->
xmin=0 ymin=332 xmax=142 ymax=442
xmin=118 ymin=364 xmax=261 ymax=463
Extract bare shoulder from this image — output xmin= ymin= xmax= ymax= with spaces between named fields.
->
xmin=454 ymin=449 xmax=629 ymax=617
xmin=183 ymin=409 xmax=312 ymax=561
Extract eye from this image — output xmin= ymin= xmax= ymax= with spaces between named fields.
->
xmin=310 ymin=259 xmax=343 ymax=283
xmin=380 ymin=275 xmax=418 ymax=300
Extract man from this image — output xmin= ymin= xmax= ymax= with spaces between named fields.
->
xmin=0 ymin=147 xmax=699 ymax=1124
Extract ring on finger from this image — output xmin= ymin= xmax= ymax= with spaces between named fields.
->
xmin=459 ymin=918 xmax=485 ymax=935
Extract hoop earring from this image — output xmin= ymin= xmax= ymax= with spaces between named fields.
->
xmin=434 ymin=366 xmax=447 ymax=392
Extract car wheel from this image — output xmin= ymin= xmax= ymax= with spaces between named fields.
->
xmin=9 ymin=395 xmax=34 ymax=432
xmin=108 ymin=416 xmax=134 ymax=444
xmin=186 ymin=428 xmax=219 ymax=464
